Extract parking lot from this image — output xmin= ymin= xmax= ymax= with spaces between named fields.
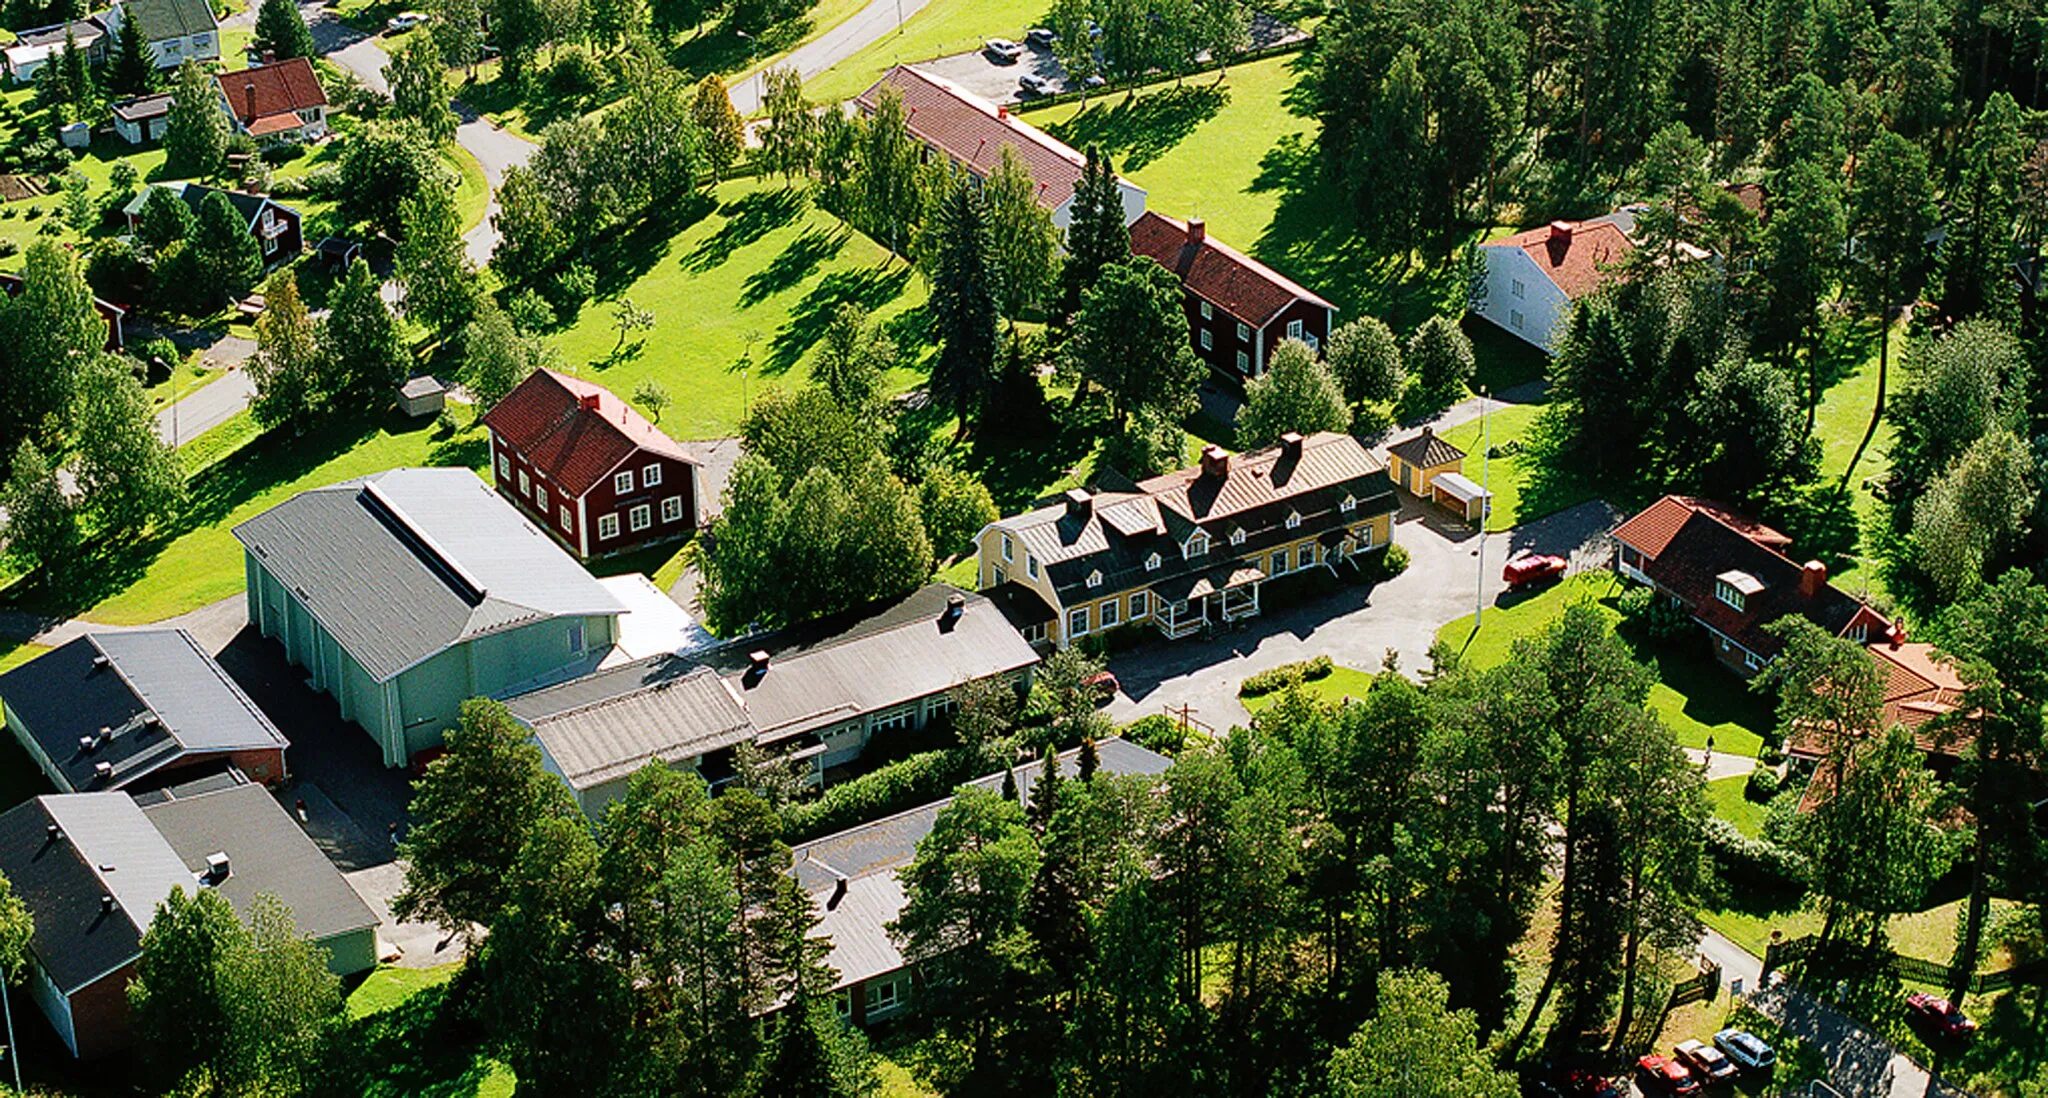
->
xmin=909 ymin=11 xmax=1310 ymax=106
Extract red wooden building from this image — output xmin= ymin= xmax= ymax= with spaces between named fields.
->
xmin=481 ymin=369 xmax=702 ymax=560
xmin=1127 ymin=210 xmax=1336 ymax=384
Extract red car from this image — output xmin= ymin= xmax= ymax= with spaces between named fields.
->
xmin=1905 ymin=992 xmax=1978 ymax=1038
xmin=1636 ymin=1055 xmax=1702 ymax=1095
xmin=1503 ymin=551 xmax=1568 ymax=589
xmin=1083 ymin=670 xmax=1120 ymax=705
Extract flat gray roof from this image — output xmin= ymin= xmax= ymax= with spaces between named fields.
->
xmin=509 ymin=658 xmax=755 ymax=791
xmin=233 ymin=468 xmax=626 ymax=682
xmin=141 ymin=782 xmax=377 ymax=944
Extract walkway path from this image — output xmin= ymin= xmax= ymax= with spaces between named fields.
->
xmin=0 ymin=593 xmax=245 ymax=651
xmin=726 ymin=0 xmax=936 ymax=114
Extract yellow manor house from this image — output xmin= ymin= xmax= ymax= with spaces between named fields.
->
xmin=977 ymin=432 xmax=1400 ymax=649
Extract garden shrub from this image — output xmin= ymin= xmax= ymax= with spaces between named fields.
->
xmin=782 ymin=748 xmax=984 ymax=843
xmin=1745 ymin=766 xmax=1780 ymax=802
xmin=1758 ymin=741 xmax=1785 ymax=768
xmin=1124 ymin=713 xmax=1184 ymax=756
xmin=1702 ymin=815 xmax=1809 ymax=891
xmin=1240 ymin=655 xmax=1335 ymax=697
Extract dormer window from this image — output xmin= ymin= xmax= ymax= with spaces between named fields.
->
xmin=1229 ymin=528 xmax=1245 ymax=546
xmin=1146 ymin=552 xmax=1161 ymax=571
xmin=1286 ymin=511 xmax=1302 ymax=530
xmin=1340 ymin=495 xmax=1356 ymax=513
xmin=1028 ymin=555 xmax=1040 ymax=579
xmin=1184 ymin=532 xmax=1209 ymax=558
xmin=1086 ymin=570 xmax=1102 ymax=588
xmin=1001 ymin=533 xmax=1014 ymax=562
xmin=1715 ymin=570 xmax=1763 ymax=611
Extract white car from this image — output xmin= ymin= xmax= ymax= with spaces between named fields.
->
xmin=1711 ymin=1029 xmax=1776 ymax=1072
xmin=386 ymin=11 xmax=428 ymax=32
xmin=1018 ymin=72 xmax=1055 ymax=96
xmin=984 ymin=38 xmax=1024 ymax=62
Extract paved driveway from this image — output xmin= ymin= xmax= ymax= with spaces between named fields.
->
xmin=1103 ymin=497 xmax=1620 ymax=729
xmin=726 ymin=0 xmax=941 ymax=114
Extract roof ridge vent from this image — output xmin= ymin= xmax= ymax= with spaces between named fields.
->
xmin=358 ymin=478 xmax=489 ymax=606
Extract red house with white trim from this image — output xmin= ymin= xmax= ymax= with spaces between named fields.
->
xmin=480 ymin=370 xmax=701 ymax=560
xmin=1127 ymin=210 xmax=1336 ymax=383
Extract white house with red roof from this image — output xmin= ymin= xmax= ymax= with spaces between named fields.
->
xmin=480 ymin=370 xmax=703 ymax=560
xmin=1471 ymin=215 xmax=1637 ymax=353
xmin=215 ymin=57 xmax=328 ymax=144
xmin=856 ymin=66 xmax=1146 ymax=232
xmin=1128 ymin=210 xmax=1336 ymax=380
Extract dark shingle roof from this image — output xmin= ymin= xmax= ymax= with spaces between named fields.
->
xmin=480 ymin=369 xmax=695 ymax=499
xmin=140 ymin=781 xmax=377 ymax=944
xmin=110 ymin=92 xmax=175 ymax=122
xmin=117 ymin=0 xmax=215 ymax=42
xmin=0 ymin=630 xmax=287 ymax=793
xmin=1127 ymin=211 xmax=1334 ymax=328
xmin=232 ymin=468 xmax=626 ymax=682
xmin=0 ymin=794 xmax=191 ymax=994
xmin=1385 ymin=427 xmax=1465 ymax=470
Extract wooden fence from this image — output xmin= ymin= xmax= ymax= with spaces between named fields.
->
xmin=1763 ymin=934 xmax=2048 ymax=994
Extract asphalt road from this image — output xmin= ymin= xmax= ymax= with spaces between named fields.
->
xmin=726 ymin=0 xmax=938 ymax=114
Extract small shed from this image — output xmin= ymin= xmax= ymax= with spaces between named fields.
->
xmin=315 ymin=236 xmax=360 ymax=273
xmin=1429 ymin=471 xmax=1492 ymax=523
xmin=57 ymin=121 xmax=90 ymax=149
xmin=110 ymin=93 xmax=174 ymax=144
xmin=1386 ymin=426 xmax=1467 ymax=497
xmin=398 ymin=375 xmax=446 ymax=418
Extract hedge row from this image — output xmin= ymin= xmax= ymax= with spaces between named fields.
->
xmin=1702 ymin=816 xmax=1809 ymax=891
xmin=783 ymin=748 xmax=987 ymax=843
xmin=1239 ymin=655 xmax=1336 ymax=698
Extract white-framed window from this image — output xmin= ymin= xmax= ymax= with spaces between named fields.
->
xmin=1510 ymin=309 xmax=1526 ymax=330
xmin=1200 ymin=328 xmax=1213 ymax=350
xmin=1744 ymin=650 xmax=1762 ymax=671
xmin=1068 ymin=606 xmax=1089 ymax=637
xmin=1146 ymin=552 xmax=1161 ymax=571
xmin=1028 ymin=555 xmax=1040 ymax=579
xmin=567 ymin=622 xmax=585 ymax=653
xmin=833 ymin=992 xmax=853 ymax=1021
xmin=1022 ymin=621 xmax=1047 ymax=644
xmin=1357 ymin=522 xmax=1377 ymax=550
xmin=870 ymin=706 xmax=916 ymax=736
xmin=1086 ymin=570 xmax=1102 ymax=588
xmin=629 ymin=504 xmax=652 ymax=532
xmin=1184 ymin=531 xmax=1209 ymax=557
xmin=1286 ymin=319 xmax=1304 ymax=340
xmin=1001 ymin=533 xmax=1014 ymax=562
xmin=1236 ymin=322 xmax=1251 ymax=342
xmin=643 ymin=464 xmax=662 ymax=487
xmin=1511 ymin=278 xmax=1526 ymax=299
xmin=662 ymin=496 xmax=683 ymax=522
xmin=865 ymin=975 xmax=907 ymax=1013
xmin=1200 ymin=300 xmax=1213 ymax=320
xmin=1129 ymin=591 xmax=1149 ymax=618
xmin=559 ymin=506 xmax=573 ymax=531
xmin=496 ymin=453 xmax=510 ymax=478
xmin=534 ymin=485 xmax=548 ymax=510
xmin=598 ymin=513 xmax=620 ymax=540
xmin=1298 ymin=544 xmax=1315 ymax=569
xmin=1237 ymin=350 xmax=1251 ymax=373
xmin=615 ymin=470 xmax=634 ymax=494
xmin=1100 ymin=599 xmax=1119 ymax=627
xmin=1341 ymin=495 xmax=1356 ymax=513
xmin=1229 ymin=527 xmax=1245 ymax=546
xmin=1716 ymin=579 xmax=1746 ymax=611
xmin=517 ymin=469 xmax=530 ymax=495
xmin=1848 ymin=622 xmax=1868 ymax=643
xmin=1286 ymin=511 xmax=1302 ymax=530
xmin=1271 ymin=550 xmax=1288 ymax=575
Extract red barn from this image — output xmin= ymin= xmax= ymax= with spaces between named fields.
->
xmin=481 ymin=370 xmax=702 ymax=560
xmin=1127 ymin=210 xmax=1336 ymax=384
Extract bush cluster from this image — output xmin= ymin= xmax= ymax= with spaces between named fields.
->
xmin=1745 ymin=766 xmax=1781 ymax=802
xmin=1123 ymin=713 xmax=1185 ymax=756
xmin=1701 ymin=815 xmax=1809 ymax=891
xmin=1240 ymin=655 xmax=1336 ymax=698
xmin=782 ymin=748 xmax=983 ymax=843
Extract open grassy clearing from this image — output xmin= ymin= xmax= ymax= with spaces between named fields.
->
xmin=1438 ymin=400 xmax=1593 ymax=532
xmin=542 ymin=177 xmax=930 ymax=441
xmin=1705 ymin=773 xmax=1766 ymax=838
xmin=341 ymin=963 xmax=518 ymax=1098
xmin=1434 ymin=572 xmax=1772 ymax=758
xmin=799 ymin=0 xmax=1049 ymax=105
xmin=1241 ymin=663 xmax=1376 ymax=713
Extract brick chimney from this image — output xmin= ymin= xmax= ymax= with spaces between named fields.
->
xmin=1799 ymin=560 xmax=1827 ymax=599
xmin=579 ymin=392 xmax=601 ymax=412
xmin=1279 ymin=431 xmax=1303 ymax=457
xmin=243 ymin=82 xmax=256 ymax=123
xmin=1187 ymin=217 xmax=1206 ymax=245
xmin=1549 ymin=220 xmax=1575 ymax=244
xmin=1200 ymin=444 xmax=1230 ymax=479
xmin=1064 ymin=487 xmax=1093 ymax=521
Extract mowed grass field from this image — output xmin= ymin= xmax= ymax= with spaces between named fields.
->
xmin=545 ymin=178 xmax=930 ymax=441
xmin=1439 ymin=400 xmax=1595 ymax=532
xmin=799 ymin=0 xmax=1050 ymax=104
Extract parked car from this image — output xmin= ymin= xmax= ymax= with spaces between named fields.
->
xmin=984 ymin=38 xmax=1025 ymax=62
xmin=1083 ymin=670 xmax=1119 ymax=705
xmin=1523 ymin=1061 xmax=1617 ymax=1098
xmin=1635 ymin=1055 xmax=1701 ymax=1096
xmin=1905 ymin=992 xmax=1978 ymax=1038
xmin=1673 ymin=1040 xmax=1739 ymax=1085
xmin=1019 ymin=72 xmax=1055 ymax=96
xmin=1711 ymin=1029 xmax=1776 ymax=1072
xmin=1025 ymin=26 xmax=1056 ymax=47
xmin=1503 ymin=551 xmax=1568 ymax=589
xmin=385 ymin=10 xmax=427 ymax=30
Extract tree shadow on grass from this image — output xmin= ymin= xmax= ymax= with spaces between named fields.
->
xmin=685 ymin=186 xmax=807 ymax=274
xmin=1044 ymin=83 xmax=1231 ymax=172
xmin=586 ymin=198 xmax=712 ymax=300
xmin=764 ymin=262 xmax=913 ymax=375
xmin=963 ymin=397 xmax=1105 ymax=513
xmin=320 ymin=979 xmax=502 ymax=1098
xmin=739 ymin=224 xmax=849 ymax=307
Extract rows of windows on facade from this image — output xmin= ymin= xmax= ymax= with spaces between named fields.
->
xmin=498 ymin=454 xmax=684 ymax=540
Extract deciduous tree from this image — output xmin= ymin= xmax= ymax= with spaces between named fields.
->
xmin=321 ymin=258 xmax=410 ymax=403
xmin=72 ymin=354 xmax=182 ymax=536
xmin=248 ymin=269 xmax=325 ymax=430
xmin=397 ymin=182 xmax=481 ymax=333
xmin=691 ymin=74 xmax=745 ymax=179
xmin=1327 ymin=969 xmax=1519 ymax=1098
xmin=460 ymin=300 xmax=555 ymax=409
xmin=1405 ymin=315 xmax=1475 ymax=400
xmin=388 ymin=32 xmax=457 ymax=145
xmin=982 ymin=146 xmax=1060 ymax=323
xmin=163 ymin=60 xmax=227 ymax=180
xmin=1237 ymin=338 xmax=1350 ymax=447
xmin=1063 ymin=257 xmax=1205 ymax=428
xmin=1326 ymin=315 xmax=1403 ymax=405
xmin=0 ymin=439 xmax=74 ymax=577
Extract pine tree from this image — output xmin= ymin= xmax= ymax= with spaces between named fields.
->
xmin=253 ymin=0 xmax=318 ymax=59
xmin=1028 ymin=750 xmax=1063 ymax=830
xmin=163 ymin=61 xmax=228 ymax=180
xmin=1060 ymin=144 xmax=1130 ymax=316
xmin=1937 ymin=94 xmax=2025 ymax=325
xmin=110 ymin=13 xmax=156 ymax=96
xmin=924 ymin=173 xmax=1001 ymax=429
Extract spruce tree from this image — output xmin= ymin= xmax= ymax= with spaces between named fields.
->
xmin=191 ymin=190 xmax=263 ymax=308
xmin=1060 ymin=144 xmax=1130 ymax=316
xmin=110 ymin=14 xmax=156 ymax=96
xmin=252 ymin=0 xmax=318 ymax=59
xmin=924 ymin=173 xmax=1001 ymax=430
xmin=1077 ymin=735 xmax=1099 ymax=781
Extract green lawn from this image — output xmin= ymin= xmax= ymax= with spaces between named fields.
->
xmin=800 ymin=0 xmax=1051 ymax=104
xmin=1438 ymin=400 xmax=1593 ymax=532
xmin=1241 ymin=664 xmax=1376 ymax=713
xmin=445 ymin=144 xmax=490 ymax=232
xmin=1807 ymin=319 xmax=1901 ymax=599
xmin=0 ymin=408 xmax=491 ymax=625
xmin=1705 ymin=773 xmax=1766 ymax=837
xmin=345 ymin=964 xmax=464 ymax=1020
xmin=1434 ymin=572 xmax=1771 ymax=757
xmin=341 ymin=963 xmax=518 ymax=1098
xmin=543 ymin=177 xmax=929 ymax=441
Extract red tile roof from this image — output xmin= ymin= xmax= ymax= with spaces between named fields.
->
xmin=857 ymin=66 xmax=1087 ymax=213
xmin=1486 ymin=218 xmax=1633 ymax=299
xmin=1127 ymin=210 xmax=1334 ymax=329
xmin=480 ymin=370 xmax=696 ymax=498
xmin=216 ymin=58 xmax=326 ymax=129
xmin=1611 ymin=495 xmax=1791 ymax=559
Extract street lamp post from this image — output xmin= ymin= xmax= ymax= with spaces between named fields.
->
xmin=1475 ymin=388 xmax=1490 ymax=626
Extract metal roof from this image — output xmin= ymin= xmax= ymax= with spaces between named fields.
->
xmin=509 ymin=658 xmax=755 ymax=791
xmin=140 ymin=781 xmax=377 ymax=944
xmin=0 ymin=630 xmax=287 ymax=792
xmin=1428 ymin=471 xmax=1490 ymax=503
xmin=0 ymin=794 xmax=191 ymax=994
xmin=114 ymin=0 xmax=214 ymax=41
xmin=232 ymin=468 xmax=626 ymax=682
xmin=792 ymin=739 xmax=1170 ymax=989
